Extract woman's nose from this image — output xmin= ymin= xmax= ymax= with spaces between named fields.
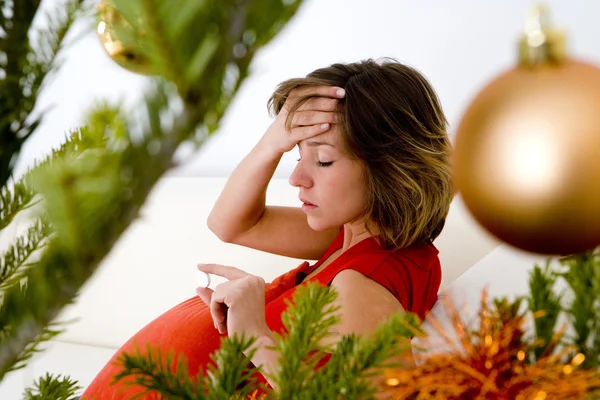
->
xmin=289 ymin=161 xmax=313 ymax=188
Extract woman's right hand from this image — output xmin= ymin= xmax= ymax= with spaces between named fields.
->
xmin=261 ymin=85 xmax=346 ymax=154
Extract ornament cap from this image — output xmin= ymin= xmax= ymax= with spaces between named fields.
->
xmin=518 ymin=3 xmax=567 ymax=66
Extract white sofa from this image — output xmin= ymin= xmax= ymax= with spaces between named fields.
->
xmin=0 ymin=177 xmax=547 ymax=398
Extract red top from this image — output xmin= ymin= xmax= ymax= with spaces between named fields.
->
xmin=82 ymin=230 xmax=441 ymax=399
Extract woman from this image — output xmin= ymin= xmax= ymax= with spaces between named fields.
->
xmin=82 ymin=58 xmax=453 ymax=399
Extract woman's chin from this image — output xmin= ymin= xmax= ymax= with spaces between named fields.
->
xmin=306 ymin=217 xmax=335 ymax=232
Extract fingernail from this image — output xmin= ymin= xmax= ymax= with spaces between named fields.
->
xmin=336 ymin=88 xmax=345 ymax=97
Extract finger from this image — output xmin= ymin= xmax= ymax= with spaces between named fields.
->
xmin=291 ymin=123 xmax=331 ymax=141
xmin=195 ymin=287 xmax=220 ymax=330
xmin=210 ymin=289 xmax=229 ymax=334
xmin=291 ymin=110 xmax=339 ymax=127
xmin=289 ymin=86 xmax=345 ymax=100
xmin=195 ymin=287 xmax=213 ymax=306
xmin=198 ymin=263 xmax=247 ymax=280
xmin=297 ymin=97 xmax=340 ymax=112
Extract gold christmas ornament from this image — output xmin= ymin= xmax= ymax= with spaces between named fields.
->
xmin=453 ymin=4 xmax=600 ymax=255
xmin=97 ymin=0 xmax=153 ymax=75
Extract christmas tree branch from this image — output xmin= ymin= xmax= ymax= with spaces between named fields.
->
xmin=202 ymin=336 xmax=261 ymax=400
xmin=0 ymin=126 xmax=108 ymax=284
xmin=0 ymin=126 xmax=101 ymax=232
xmin=0 ymin=217 xmax=48 ymax=291
xmin=115 ymin=344 xmax=203 ymax=400
xmin=0 ymin=180 xmax=36 ymax=232
xmin=558 ymin=251 xmax=600 ymax=368
xmin=314 ymin=313 xmax=422 ymax=399
xmin=0 ymin=0 xmax=86 ymax=188
xmin=0 ymin=127 xmax=109 ymax=381
xmin=22 ymin=372 xmax=82 ymax=400
xmin=274 ymin=283 xmax=341 ymax=398
xmin=4 ymin=319 xmax=64 ymax=373
xmin=0 ymin=0 xmax=304 ymax=380
xmin=528 ymin=260 xmax=562 ymax=361
xmin=112 ymin=336 xmax=260 ymax=400
xmin=137 ymin=0 xmax=190 ymax=96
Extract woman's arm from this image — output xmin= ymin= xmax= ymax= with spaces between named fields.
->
xmin=207 ymin=86 xmax=344 ymax=260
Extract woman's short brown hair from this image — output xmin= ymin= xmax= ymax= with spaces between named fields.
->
xmin=268 ymin=58 xmax=453 ymax=250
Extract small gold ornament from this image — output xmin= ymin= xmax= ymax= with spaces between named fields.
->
xmin=96 ymin=0 xmax=153 ymax=75
xmin=453 ymin=4 xmax=600 ymax=255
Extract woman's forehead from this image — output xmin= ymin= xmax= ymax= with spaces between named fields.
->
xmin=310 ymin=126 xmax=342 ymax=145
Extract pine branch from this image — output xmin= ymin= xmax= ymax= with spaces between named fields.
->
xmin=0 ymin=126 xmax=107 ymax=247
xmin=137 ymin=0 xmax=190 ymax=96
xmin=114 ymin=344 xmax=202 ymax=400
xmin=0 ymin=0 xmax=85 ymax=188
xmin=0 ymin=179 xmax=36 ymax=232
xmin=312 ymin=313 xmax=422 ymax=400
xmin=0 ymin=0 xmax=39 ymax=190
xmin=0 ymin=0 xmax=305 ymax=380
xmin=0 ymin=283 xmax=66 ymax=374
xmin=558 ymin=251 xmax=600 ymax=368
xmin=112 ymin=336 xmax=260 ymax=400
xmin=0 ymin=127 xmax=109 ymax=382
xmin=0 ymin=217 xmax=48 ymax=291
xmin=203 ymin=335 xmax=262 ymax=400
xmin=22 ymin=372 xmax=81 ymax=400
xmin=0 ymin=126 xmax=107 ymax=298
xmin=0 ymin=123 xmax=107 ymax=238
xmin=5 ymin=320 xmax=63 ymax=373
xmin=273 ymin=283 xmax=341 ymax=398
xmin=527 ymin=260 xmax=563 ymax=361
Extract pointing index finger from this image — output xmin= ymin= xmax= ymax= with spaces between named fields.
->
xmin=197 ymin=263 xmax=247 ymax=280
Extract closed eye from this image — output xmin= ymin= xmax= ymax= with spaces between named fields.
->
xmin=296 ymin=157 xmax=333 ymax=168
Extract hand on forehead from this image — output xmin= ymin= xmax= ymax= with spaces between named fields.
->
xmin=298 ymin=127 xmax=340 ymax=148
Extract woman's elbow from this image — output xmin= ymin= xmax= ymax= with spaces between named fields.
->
xmin=206 ymin=214 xmax=235 ymax=243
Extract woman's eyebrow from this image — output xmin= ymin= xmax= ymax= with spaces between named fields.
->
xmin=306 ymin=140 xmax=334 ymax=147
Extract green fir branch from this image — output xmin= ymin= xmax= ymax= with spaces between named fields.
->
xmin=22 ymin=372 xmax=82 ymax=400
xmin=0 ymin=0 xmax=85 ymax=188
xmin=0 ymin=179 xmax=36 ymax=232
xmin=0 ymin=0 xmax=305 ymax=381
xmin=0 ymin=126 xmax=92 ymax=233
xmin=6 ymin=320 xmax=63 ymax=373
xmin=273 ymin=282 xmax=341 ymax=398
xmin=0 ymin=217 xmax=48 ymax=291
xmin=203 ymin=335 xmax=262 ymax=400
xmin=0 ymin=125 xmax=107 ymax=252
xmin=114 ymin=344 xmax=201 ymax=400
xmin=527 ymin=260 xmax=563 ymax=361
xmin=314 ymin=313 xmax=422 ymax=400
xmin=558 ymin=251 xmax=600 ymax=368
xmin=112 ymin=336 xmax=260 ymax=400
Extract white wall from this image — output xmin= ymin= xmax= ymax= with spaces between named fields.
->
xmin=15 ymin=0 xmax=600 ymax=179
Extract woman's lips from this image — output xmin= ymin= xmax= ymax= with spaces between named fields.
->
xmin=300 ymin=198 xmax=317 ymax=212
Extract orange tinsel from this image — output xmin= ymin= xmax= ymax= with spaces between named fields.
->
xmin=382 ymin=290 xmax=600 ymax=400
